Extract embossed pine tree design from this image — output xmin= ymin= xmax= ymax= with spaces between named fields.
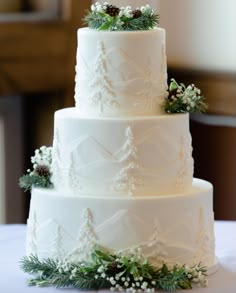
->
xmin=26 ymin=210 xmax=37 ymax=255
xmin=136 ymin=58 xmax=158 ymax=111
xmin=142 ymin=219 xmax=168 ymax=262
xmin=69 ymin=208 xmax=97 ymax=262
xmin=193 ymin=206 xmax=210 ymax=264
xmin=51 ymin=224 xmax=65 ymax=260
xmin=176 ymin=135 xmax=188 ymax=191
xmin=68 ymin=152 xmax=81 ymax=192
xmin=207 ymin=212 xmax=215 ymax=261
xmin=114 ymin=126 xmax=140 ymax=196
xmin=51 ymin=128 xmax=62 ymax=187
xmin=89 ymin=40 xmax=117 ymax=113
xmin=136 ymin=48 xmax=168 ymax=111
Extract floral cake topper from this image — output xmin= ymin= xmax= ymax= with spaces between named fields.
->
xmin=84 ymin=2 xmax=159 ymax=31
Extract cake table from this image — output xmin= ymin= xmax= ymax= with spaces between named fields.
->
xmin=0 ymin=221 xmax=235 ymax=293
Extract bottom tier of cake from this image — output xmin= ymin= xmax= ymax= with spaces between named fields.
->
xmin=26 ymin=178 xmax=216 ymax=269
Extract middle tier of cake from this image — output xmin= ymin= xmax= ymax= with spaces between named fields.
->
xmin=52 ymin=108 xmax=193 ymax=196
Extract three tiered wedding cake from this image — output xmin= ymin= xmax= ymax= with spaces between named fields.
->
xmin=21 ymin=3 xmax=217 ymax=291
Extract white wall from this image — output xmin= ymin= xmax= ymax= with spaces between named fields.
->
xmin=160 ymin=0 xmax=236 ymax=72
xmin=92 ymin=0 xmax=235 ymax=72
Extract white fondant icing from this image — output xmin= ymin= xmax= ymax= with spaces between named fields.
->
xmin=26 ymin=25 xmax=217 ymax=273
xmin=52 ymin=108 xmax=193 ymax=196
xmin=75 ymin=28 xmax=168 ymax=117
xmin=26 ymin=179 xmax=215 ymax=268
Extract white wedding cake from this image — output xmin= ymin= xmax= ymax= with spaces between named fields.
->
xmin=24 ymin=3 xmax=216 ymax=277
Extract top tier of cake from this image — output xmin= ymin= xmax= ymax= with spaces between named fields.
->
xmin=74 ymin=28 xmax=168 ymax=117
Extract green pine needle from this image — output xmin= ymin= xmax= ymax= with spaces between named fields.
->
xmin=83 ymin=8 xmax=159 ymax=31
xmin=163 ymin=79 xmax=208 ymax=114
xmin=20 ymin=250 xmax=208 ymax=292
xmin=19 ymin=174 xmax=52 ymax=192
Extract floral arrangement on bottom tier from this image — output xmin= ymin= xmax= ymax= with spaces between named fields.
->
xmin=20 ymin=248 xmax=208 ymax=292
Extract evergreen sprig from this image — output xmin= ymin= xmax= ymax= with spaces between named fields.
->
xmin=20 ymin=249 xmax=208 ymax=291
xmin=19 ymin=174 xmax=52 ymax=192
xmin=163 ymin=79 xmax=208 ymax=114
xmin=84 ymin=3 xmax=159 ymax=31
xmin=19 ymin=146 xmax=53 ymax=191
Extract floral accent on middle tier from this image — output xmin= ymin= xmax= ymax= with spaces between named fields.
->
xmin=51 ymin=108 xmax=193 ymax=197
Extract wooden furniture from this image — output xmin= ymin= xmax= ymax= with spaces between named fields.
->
xmin=0 ymin=0 xmax=91 ymax=106
xmin=0 ymin=0 xmax=91 ymax=223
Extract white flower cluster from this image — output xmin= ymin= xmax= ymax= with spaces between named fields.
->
xmin=185 ymin=264 xmax=208 ymax=287
xmin=140 ymin=4 xmax=154 ymax=15
xmin=98 ymin=269 xmax=156 ymax=293
xmin=180 ymin=84 xmax=201 ymax=111
xmin=119 ymin=6 xmax=133 ymax=18
xmin=29 ymin=146 xmax=52 ymax=174
xmin=91 ymin=2 xmax=108 ymax=13
xmin=118 ymin=247 xmax=144 ymax=262
xmin=93 ymin=251 xmax=156 ymax=293
xmin=56 ymin=260 xmax=73 ymax=274
xmin=169 ymin=79 xmax=203 ymax=112
xmin=90 ymin=2 xmax=154 ymax=18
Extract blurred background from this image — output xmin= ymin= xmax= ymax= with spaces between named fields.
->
xmin=0 ymin=0 xmax=235 ymax=223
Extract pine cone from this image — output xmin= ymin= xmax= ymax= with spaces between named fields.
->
xmin=168 ymin=88 xmax=178 ymax=100
xmin=105 ymin=5 xmax=120 ymax=17
xmin=132 ymin=9 xmax=142 ymax=18
xmin=34 ymin=165 xmax=50 ymax=178
xmin=107 ymin=260 xmax=120 ymax=274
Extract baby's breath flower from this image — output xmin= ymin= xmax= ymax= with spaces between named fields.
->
xmin=96 ymin=4 xmax=104 ymax=13
xmin=141 ymin=282 xmax=148 ymax=289
xmin=97 ymin=265 xmax=104 ymax=273
xmin=110 ymin=278 xmax=116 ymax=285
xmin=123 ymin=7 xmax=133 ymax=18
xmin=118 ymin=10 xmax=124 ymax=17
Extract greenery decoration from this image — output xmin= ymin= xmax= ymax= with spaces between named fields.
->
xmin=163 ymin=79 xmax=208 ymax=114
xmin=20 ymin=249 xmax=208 ymax=291
xmin=19 ymin=146 xmax=53 ymax=191
xmin=84 ymin=2 xmax=159 ymax=31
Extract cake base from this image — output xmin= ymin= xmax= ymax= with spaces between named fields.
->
xmin=26 ymin=178 xmax=216 ymax=269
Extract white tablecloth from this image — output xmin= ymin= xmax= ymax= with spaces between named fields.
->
xmin=0 ymin=221 xmax=235 ymax=293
